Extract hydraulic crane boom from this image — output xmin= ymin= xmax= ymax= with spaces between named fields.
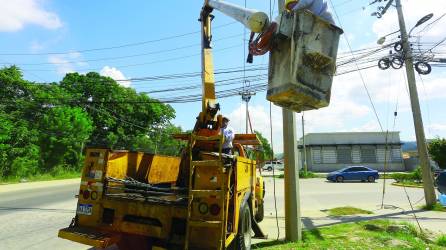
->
xmin=195 ymin=0 xmax=270 ymax=133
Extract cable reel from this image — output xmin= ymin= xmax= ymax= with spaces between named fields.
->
xmin=391 ymin=57 xmax=404 ymax=69
xmin=415 ymin=61 xmax=432 ymax=75
xmin=378 ymin=58 xmax=390 ymax=70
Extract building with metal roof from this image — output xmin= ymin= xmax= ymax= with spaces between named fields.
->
xmin=298 ymin=132 xmax=405 ymax=172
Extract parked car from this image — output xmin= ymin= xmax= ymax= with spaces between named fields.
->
xmin=436 ymin=171 xmax=446 ymax=195
xmin=434 ymin=168 xmax=445 ymax=179
xmin=327 ymin=166 xmax=379 ymax=183
xmin=262 ymin=161 xmax=284 ymax=171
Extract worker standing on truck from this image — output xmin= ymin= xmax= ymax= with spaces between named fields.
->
xmin=285 ymin=0 xmax=335 ymax=24
xmin=221 ymin=117 xmax=234 ymax=154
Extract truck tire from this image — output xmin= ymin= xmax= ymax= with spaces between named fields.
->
xmin=254 ymin=202 xmax=264 ymax=222
xmin=234 ymin=204 xmax=252 ymax=250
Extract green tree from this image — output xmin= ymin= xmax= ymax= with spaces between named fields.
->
xmin=254 ymin=130 xmax=274 ymax=160
xmin=0 ymin=67 xmax=42 ymax=177
xmin=131 ymin=124 xmax=184 ymax=156
xmin=59 ymin=72 xmax=175 ymax=149
xmin=0 ymin=66 xmax=181 ymax=179
xmin=38 ymin=106 xmax=93 ymax=171
xmin=429 ymin=138 xmax=446 ymax=169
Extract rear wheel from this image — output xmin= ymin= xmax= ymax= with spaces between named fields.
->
xmin=336 ymin=176 xmax=344 ymax=183
xmin=368 ymin=176 xmax=375 ymax=182
xmin=254 ymin=202 xmax=264 ymax=222
xmin=267 ymin=167 xmax=272 ymax=171
xmin=234 ymin=204 xmax=252 ymax=250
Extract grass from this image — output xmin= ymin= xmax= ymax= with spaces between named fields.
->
xmin=422 ymin=203 xmax=446 ymax=212
xmin=276 ymin=172 xmax=326 ymax=179
xmin=253 ymin=219 xmax=446 ymax=249
xmin=391 ymin=181 xmax=424 ymax=188
xmin=326 ymin=206 xmax=373 ymax=216
xmin=0 ymin=171 xmax=81 ymax=185
xmin=437 ymin=235 xmax=446 ymax=247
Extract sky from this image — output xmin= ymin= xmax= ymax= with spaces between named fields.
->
xmin=1 ymin=0 xmax=445 ymax=153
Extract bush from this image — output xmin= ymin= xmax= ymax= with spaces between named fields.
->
xmin=428 ymin=138 xmax=446 ymax=169
xmin=391 ymin=166 xmax=422 ymax=183
xmin=299 ymin=170 xmax=316 ymax=179
xmin=437 ymin=235 xmax=446 ymax=247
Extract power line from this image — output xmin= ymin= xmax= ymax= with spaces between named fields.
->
xmin=329 ymin=0 xmax=384 ymax=132
xmin=0 ymin=22 xmax=237 ymax=56
xmin=18 ymin=44 xmax=242 ymax=72
xmin=1 ymin=34 xmax=243 ymax=66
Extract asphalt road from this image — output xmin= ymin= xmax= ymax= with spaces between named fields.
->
xmin=0 ymin=176 xmax=443 ymax=249
xmin=0 ymin=179 xmax=84 ymax=250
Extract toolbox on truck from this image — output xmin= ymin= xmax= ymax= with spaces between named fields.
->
xmin=268 ymin=10 xmax=343 ymax=112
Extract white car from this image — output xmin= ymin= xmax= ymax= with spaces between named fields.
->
xmin=262 ymin=161 xmax=284 ymax=171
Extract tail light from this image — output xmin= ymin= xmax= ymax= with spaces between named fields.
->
xmin=90 ymin=191 xmax=98 ymax=200
xmin=210 ymin=204 xmax=220 ymax=215
xmin=198 ymin=202 xmax=208 ymax=214
xmin=82 ymin=190 xmax=90 ymax=199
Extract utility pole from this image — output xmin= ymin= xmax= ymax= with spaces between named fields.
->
xmin=301 ymin=113 xmax=307 ymax=174
xmin=239 ymin=89 xmax=255 ymax=133
xmin=278 ymin=0 xmax=302 ymax=242
xmin=395 ymin=0 xmax=436 ymax=206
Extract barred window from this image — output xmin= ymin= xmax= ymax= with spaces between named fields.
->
xmin=361 ymin=147 xmax=376 ymax=163
xmin=322 ymin=147 xmax=337 ymax=164
xmin=391 ymin=147 xmax=402 ymax=162
xmin=311 ymin=147 xmax=322 ymax=164
xmin=337 ymin=147 xmax=352 ymax=164
xmin=352 ymin=146 xmax=361 ymax=163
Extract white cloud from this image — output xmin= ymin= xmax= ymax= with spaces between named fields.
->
xmin=304 ymin=99 xmax=371 ymax=132
xmin=227 ymin=104 xmax=284 ymax=153
xmin=100 ymin=66 xmax=131 ymax=87
xmin=0 ymin=0 xmax=62 ymax=32
xmin=429 ymin=123 xmax=446 ymax=135
xmin=372 ymin=0 xmax=446 ymax=42
xmin=48 ymin=52 xmax=87 ymax=75
xmin=225 ymin=98 xmax=371 ymax=153
xmin=48 ymin=55 xmax=74 ymax=75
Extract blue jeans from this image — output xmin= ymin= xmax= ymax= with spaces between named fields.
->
xmin=222 ymin=148 xmax=232 ymax=155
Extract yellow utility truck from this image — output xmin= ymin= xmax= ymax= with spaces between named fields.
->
xmin=59 ymin=0 xmax=343 ymax=249
xmin=58 ymin=1 xmax=268 ymax=250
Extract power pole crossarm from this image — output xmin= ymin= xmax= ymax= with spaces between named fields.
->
xmin=395 ymin=0 xmax=437 ymax=206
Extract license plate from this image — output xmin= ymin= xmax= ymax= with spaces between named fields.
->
xmin=77 ymin=204 xmax=93 ymax=215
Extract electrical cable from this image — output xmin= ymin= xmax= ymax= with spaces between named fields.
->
xmin=269 ymin=101 xmax=280 ymax=241
xmin=2 ymin=33 xmax=244 ymax=66
xmin=417 ymin=74 xmax=433 ymax=136
xmin=329 ymin=0 xmax=384 ymax=132
xmin=269 ymin=0 xmax=280 ymax=241
xmin=0 ymin=22 xmax=237 ymax=56
xmin=19 ymin=44 xmax=243 ymax=72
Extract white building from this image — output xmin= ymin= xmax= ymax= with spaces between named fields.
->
xmin=298 ymin=132 xmax=405 ymax=172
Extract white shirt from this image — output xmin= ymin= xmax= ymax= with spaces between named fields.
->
xmin=291 ymin=0 xmax=335 ymax=25
xmin=221 ymin=126 xmax=235 ymax=149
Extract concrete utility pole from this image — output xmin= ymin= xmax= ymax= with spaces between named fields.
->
xmin=395 ymin=0 xmax=437 ymax=206
xmin=240 ymin=89 xmax=255 ymax=133
xmin=301 ymin=113 xmax=307 ymax=174
xmin=278 ymin=0 xmax=302 ymax=241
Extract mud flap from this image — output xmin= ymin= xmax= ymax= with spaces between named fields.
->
xmin=251 ymin=217 xmax=268 ymax=239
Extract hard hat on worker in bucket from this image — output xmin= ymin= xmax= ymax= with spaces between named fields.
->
xmin=285 ymin=0 xmax=299 ymax=11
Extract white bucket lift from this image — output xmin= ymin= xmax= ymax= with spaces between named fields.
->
xmin=267 ymin=10 xmax=344 ymax=113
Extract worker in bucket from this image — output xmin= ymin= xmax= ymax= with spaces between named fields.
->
xmin=285 ymin=0 xmax=335 ymax=24
xmin=221 ymin=117 xmax=235 ymax=155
